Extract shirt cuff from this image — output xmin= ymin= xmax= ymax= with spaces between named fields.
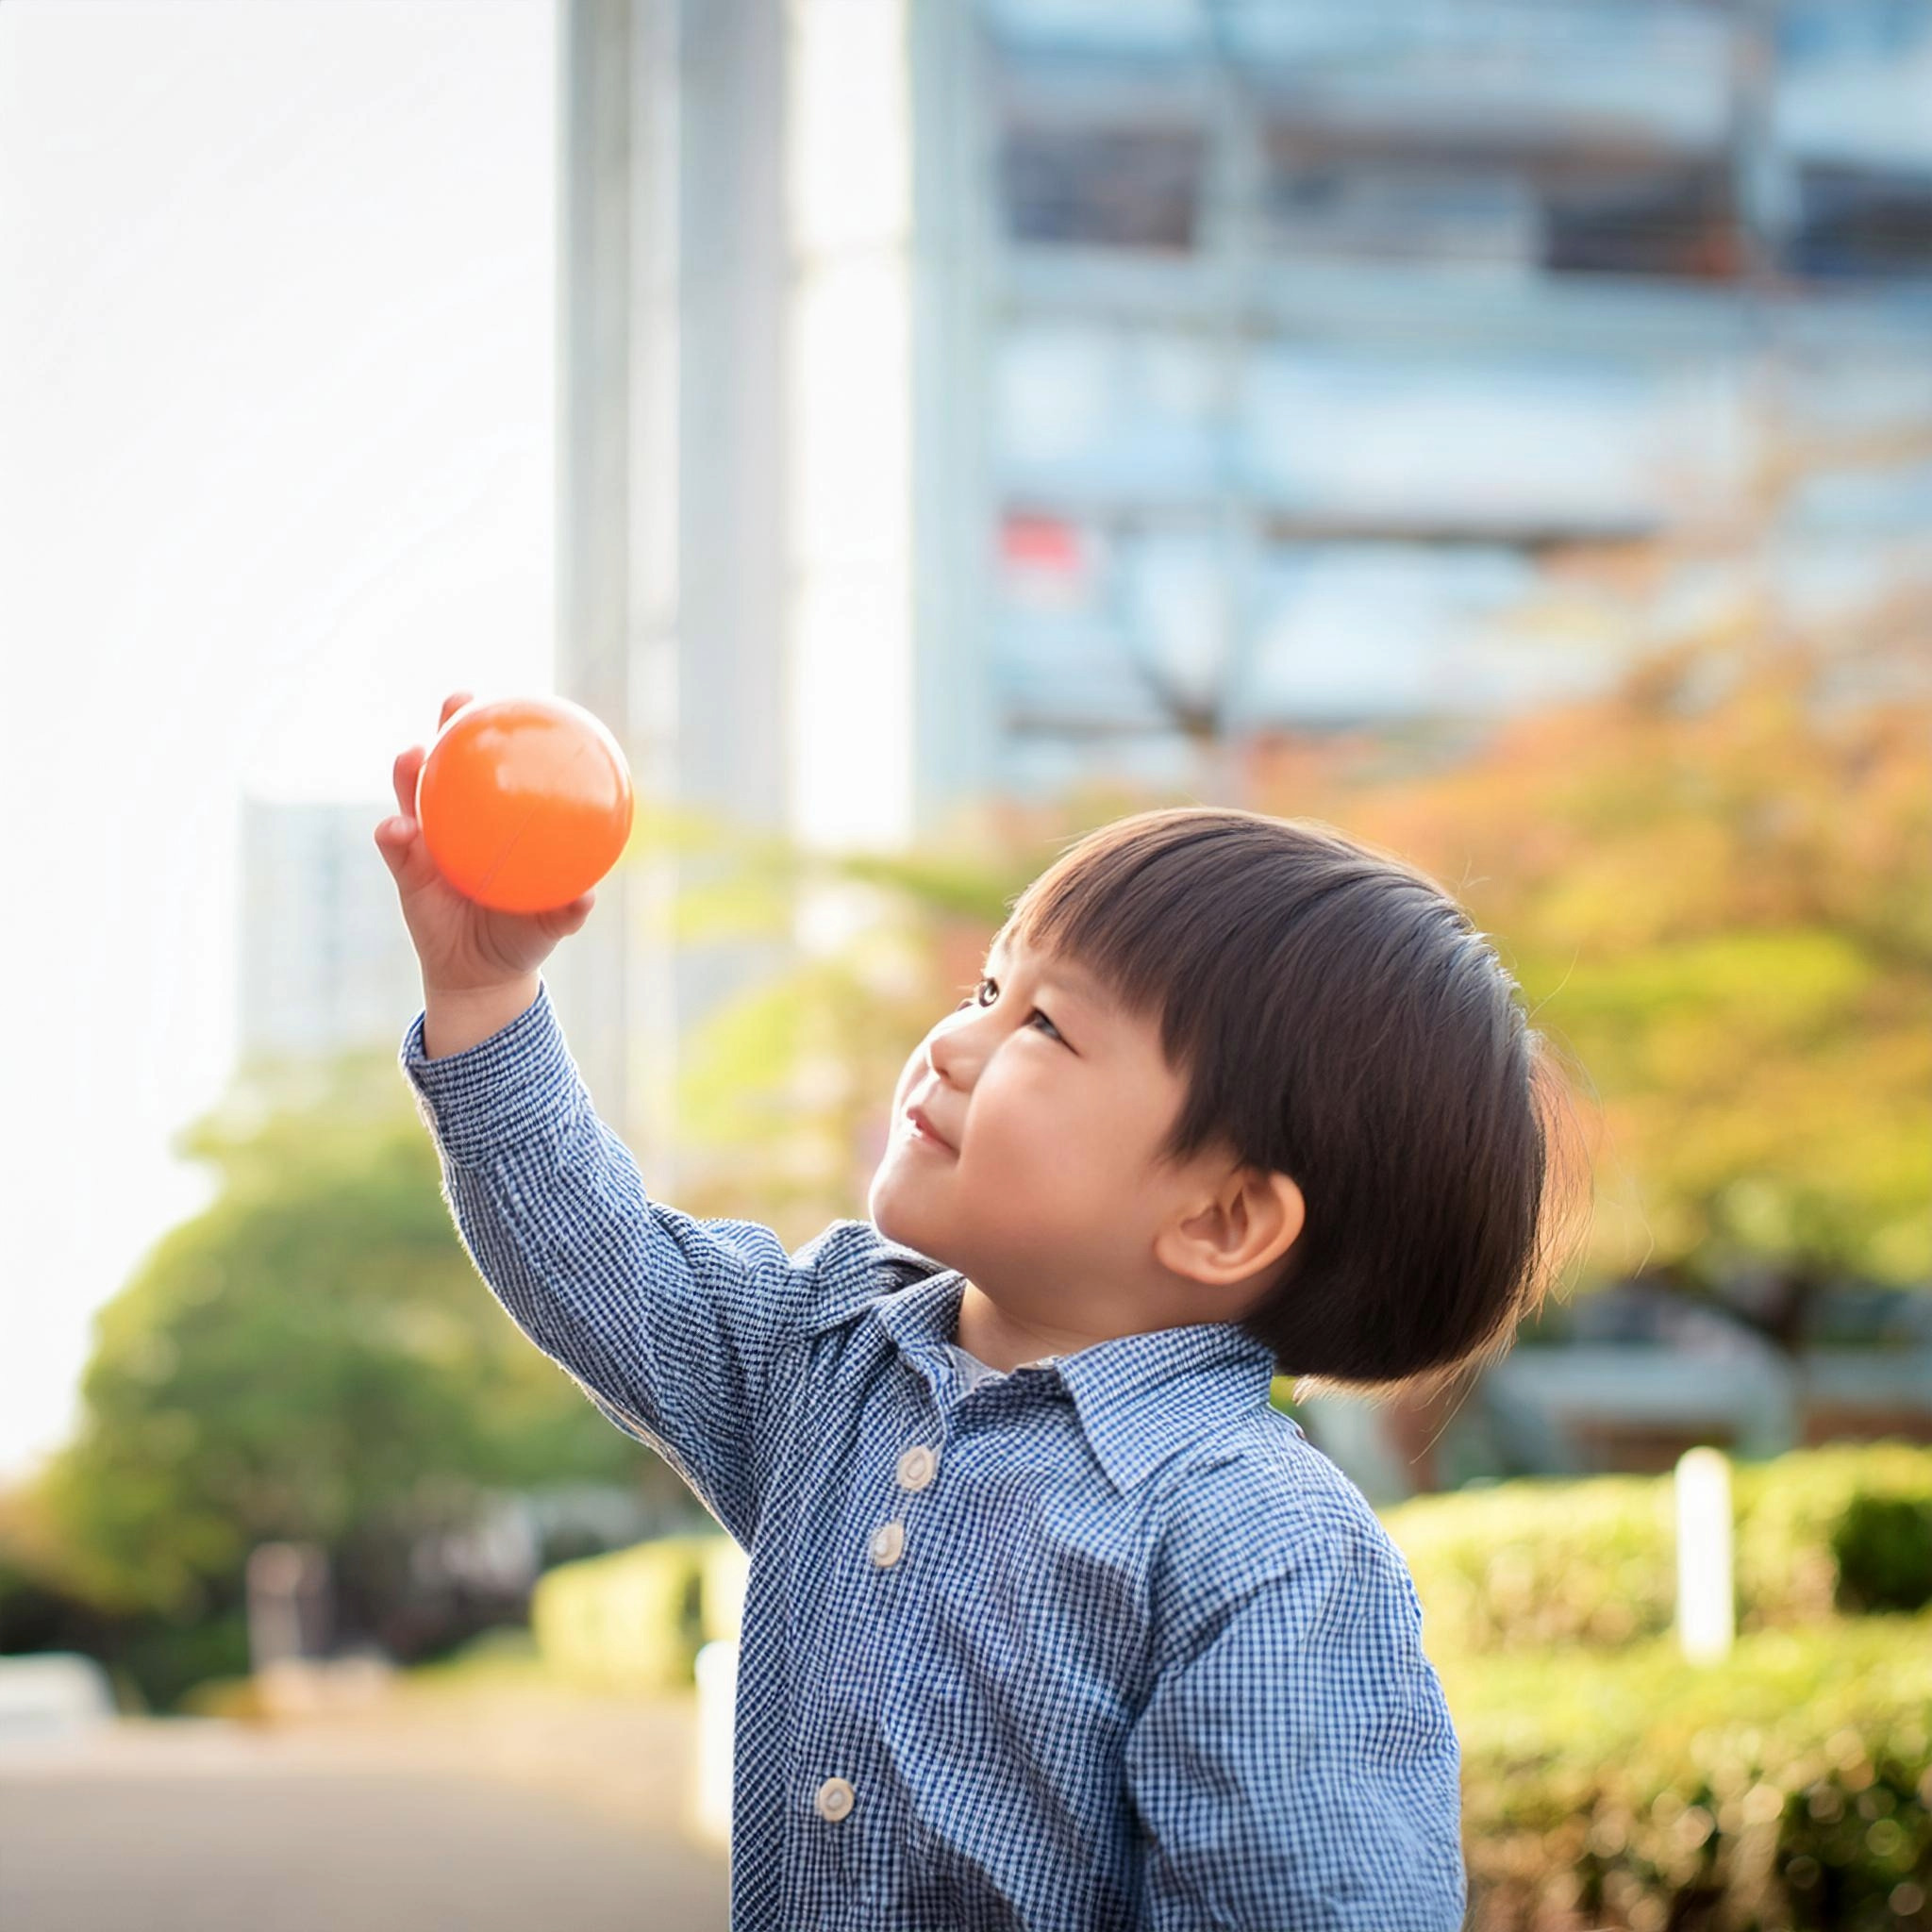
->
xmin=398 ymin=976 xmax=586 ymax=1167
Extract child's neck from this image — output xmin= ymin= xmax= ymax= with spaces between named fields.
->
xmin=953 ymin=1277 xmax=1109 ymax=1374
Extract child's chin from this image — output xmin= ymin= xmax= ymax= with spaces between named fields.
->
xmin=869 ymin=1179 xmax=927 ymax=1251
xmin=869 ymin=1188 xmax=908 ymax=1242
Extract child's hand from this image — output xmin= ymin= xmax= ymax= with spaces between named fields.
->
xmin=374 ymin=690 xmax=598 ymax=997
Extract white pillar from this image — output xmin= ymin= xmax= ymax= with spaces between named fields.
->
xmin=784 ymin=0 xmax=916 ymax=855
xmin=691 ymin=1638 xmax=739 ymax=1847
xmin=1674 ymin=1445 xmax=1735 ymax=1664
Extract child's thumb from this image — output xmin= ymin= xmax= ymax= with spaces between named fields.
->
xmin=374 ymin=815 xmax=438 ymax=891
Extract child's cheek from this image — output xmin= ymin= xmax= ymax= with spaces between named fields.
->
xmin=983 ymin=1087 xmax=1061 ymax=1195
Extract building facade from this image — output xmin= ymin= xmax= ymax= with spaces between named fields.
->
xmin=239 ymin=797 xmax=423 ymax=1073
xmin=550 ymin=0 xmax=1932 ymax=1193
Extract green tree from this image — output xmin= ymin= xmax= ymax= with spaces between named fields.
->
xmin=35 ymin=1048 xmax=672 ymax=1626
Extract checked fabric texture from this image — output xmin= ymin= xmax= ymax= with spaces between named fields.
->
xmin=400 ymin=977 xmax=1468 ymax=1932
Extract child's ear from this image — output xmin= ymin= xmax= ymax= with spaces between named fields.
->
xmin=1156 ymin=1167 xmax=1305 ymax=1291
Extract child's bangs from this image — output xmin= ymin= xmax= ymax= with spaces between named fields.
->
xmin=1000 ymin=814 xmax=1275 ymax=1049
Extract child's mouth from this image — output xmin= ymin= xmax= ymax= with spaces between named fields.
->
xmin=904 ymin=1104 xmax=958 ymax=1155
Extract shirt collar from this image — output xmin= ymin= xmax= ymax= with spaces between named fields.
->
xmin=867 ymin=1268 xmax=1281 ymax=1495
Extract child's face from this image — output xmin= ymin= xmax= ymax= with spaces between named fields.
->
xmin=870 ymin=928 xmax=1207 ymax=1323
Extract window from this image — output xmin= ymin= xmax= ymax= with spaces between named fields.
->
xmin=1258 ymin=126 xmax=1741 ymax=283
xmin=1263 ymin=155 xmax=1540 ymax=267
xmin=1001 ymin=123 xmax=1206 ymax=251
xmin=1790 ymin=164 xmax=1932 ymax=281
xmin=1540 ymin=160 xmax=1740 ymax=281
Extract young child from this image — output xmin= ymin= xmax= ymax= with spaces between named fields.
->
xmin=375 ymin=691 xmax=1586 ymax=1932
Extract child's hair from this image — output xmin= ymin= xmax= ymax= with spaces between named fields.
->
xmin=1000 ymin=807 xmax=1594 ymax=1406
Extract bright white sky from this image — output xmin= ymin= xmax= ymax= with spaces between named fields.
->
xmin=0 ymin=2 xmax=556 ymax=1478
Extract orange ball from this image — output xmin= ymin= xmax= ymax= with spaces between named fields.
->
xmin=414 ymin=694 xmax=635 ymax=913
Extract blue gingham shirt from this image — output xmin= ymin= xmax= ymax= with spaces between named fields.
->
xmin=400 ymin=979 xmax=1468 ymax=1931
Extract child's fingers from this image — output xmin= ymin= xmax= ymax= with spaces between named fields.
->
xmin=373 ymin=812 xmax=410 ymax=875
xmin=536 ymin=890 xmax=595 ymax=939
xmin=373 ymin=812 xmax=439 ymax=895
xmin=392 ymin=746 xmax=425 ymax=818
xmin=392 ymin=695 xmax=472 ymax=825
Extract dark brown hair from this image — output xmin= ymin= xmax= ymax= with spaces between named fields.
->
xmin=1002 ymin=808 xmax=1593 ymax=1405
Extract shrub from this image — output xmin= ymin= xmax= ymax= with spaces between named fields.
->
xmin=1380 ymin=1441 xmax=1932 ymax=1654
xmin=1832 ymin=1494 xmax=1932 ymax=1617
xmin=1733 ymin=1444 xmax=1932 ymax=1631
xmin=1447 ymin=1611 xmax=1932 ymax=1932
xmin=529 ymin=1536 xmax=718 ymax=1692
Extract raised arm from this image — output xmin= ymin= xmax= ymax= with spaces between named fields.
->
xmin=400 ymin=979 xmax=874 ymax=1548
xmin=378 ymin=692 xmax=919 ymax=1547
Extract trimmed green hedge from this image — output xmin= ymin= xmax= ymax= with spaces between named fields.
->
xmin=529 ymin=1534 xmax=746 ymax=1692
xmin=1381 ymin=1441 xmax=1932 ymax=1654
xmin=1448 ymin=1611 xmax=1932 ymax=1932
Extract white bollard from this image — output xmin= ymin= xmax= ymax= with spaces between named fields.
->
xmin=1675 ymin=1445 xmax=1735 ymax=1664
xmin=691 ymin=1639 xmax=739 ymax=1847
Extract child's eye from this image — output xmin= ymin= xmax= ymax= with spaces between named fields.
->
xmin=958 ymin=977 xmax=1063 ymax=1043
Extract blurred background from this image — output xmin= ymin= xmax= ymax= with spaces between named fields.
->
xmin=2 ymin=2 xmax=1928 ymax=1928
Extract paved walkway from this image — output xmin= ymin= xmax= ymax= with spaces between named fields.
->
xmin=0 ymin=1695 xmax=729 ymax=1932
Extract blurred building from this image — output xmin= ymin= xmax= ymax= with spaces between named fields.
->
xmin=961 ymin=0 xmax=1932 ymax=794
xmin=551 ymin=0 xmax=1932 ymax=1167
xmin=1324 ymin=1274 xmax=1932 ymax=1505
xmin=238 ymin=797 xmax=421 ymax=1070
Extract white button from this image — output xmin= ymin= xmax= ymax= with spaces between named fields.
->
xmin=869 ymin=1521 xmax=906 ymax=1568
xmin=896 ymin=1444 xmax=937 ymax=1491
xmin=814 ymin=1775 xmax=856 ymax=1823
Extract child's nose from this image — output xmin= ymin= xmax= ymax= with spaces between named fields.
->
xmin=926 ymin=1013 xmax=974 ymax=1088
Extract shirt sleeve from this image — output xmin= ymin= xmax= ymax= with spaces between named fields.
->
xmin=1124 ymin=1496 xmax=1468 ymax=1932
xmin=398 ymin=976 xmax=891 ymax=1549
